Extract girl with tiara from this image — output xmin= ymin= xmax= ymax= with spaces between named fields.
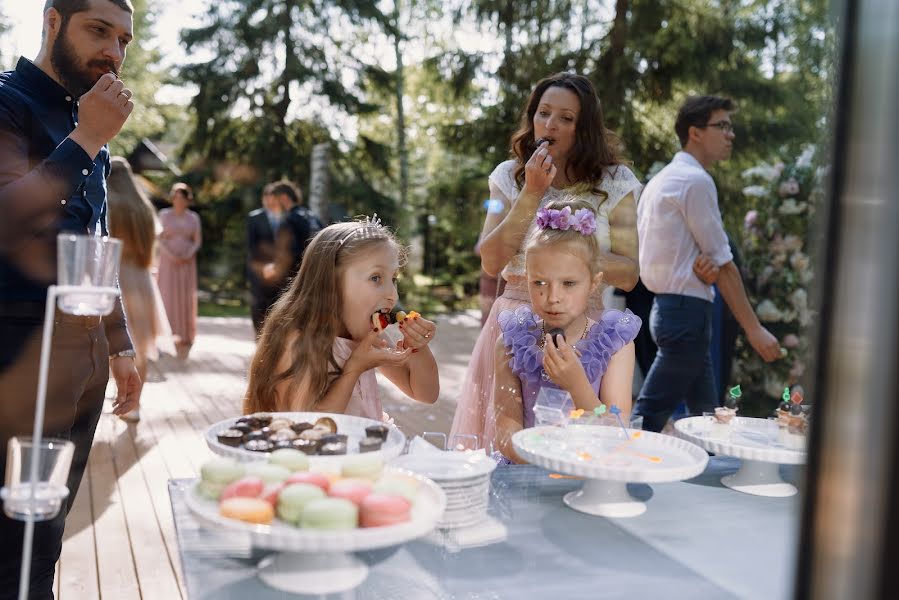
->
xmin=493 ymin=199 xmax=641 ymax=462
xmin=244 ymin=217 xmax=439 ymax=419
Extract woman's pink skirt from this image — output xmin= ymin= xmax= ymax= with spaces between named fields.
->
xmin=449 ymin=285 xmax=530 ymax=451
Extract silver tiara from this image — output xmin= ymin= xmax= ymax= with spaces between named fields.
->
xmin=338 ymin=214 xmax=383 ymax=247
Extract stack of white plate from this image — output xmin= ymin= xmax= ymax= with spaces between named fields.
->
xmin=391 ymin=449 xmax=497 ymax=529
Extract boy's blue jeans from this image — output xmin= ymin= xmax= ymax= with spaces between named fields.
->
xmin=634 ymin=294 xmax=718 ymax=433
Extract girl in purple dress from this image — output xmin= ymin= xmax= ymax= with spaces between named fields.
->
xmin=493 ymin=199 xmax=642 ymax=463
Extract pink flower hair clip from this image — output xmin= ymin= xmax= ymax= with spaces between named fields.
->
xmin=535 ymin=206 xmax=597 ymax=236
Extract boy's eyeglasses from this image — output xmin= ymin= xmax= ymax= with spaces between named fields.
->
xmin=702 ymin=121 xmax=734 ymax=133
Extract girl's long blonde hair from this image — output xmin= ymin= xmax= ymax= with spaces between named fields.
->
xmin=107 ymin=157 xmax=159 ymax=268
xmin=244 ymin=219 xmax=404 ymax=414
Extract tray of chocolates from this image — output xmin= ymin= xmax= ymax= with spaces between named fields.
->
xmin=205 ymin=412 xmax=405 ymax=467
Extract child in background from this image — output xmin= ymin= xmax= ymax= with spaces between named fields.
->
xmin=107 ymin=157 xmax=176 ymax=421
xmin=493 ymin=199 xmax=641 ymax=462
xmin=244 ymin=218 xmax=439 ymax=419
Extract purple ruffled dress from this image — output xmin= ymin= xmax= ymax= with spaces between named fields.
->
xmin=498 ymin=305 xmax=642 ymax=428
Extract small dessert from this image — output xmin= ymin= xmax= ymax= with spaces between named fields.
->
xmin=359 ymin=437 xmax=382 ymax=453
xmin=290 ymin=422 xmax=314 ymax=435
xmin=342 ymin=455 xmax=384 ymax=481
xmin=299 ymin=498 xmax=359 ymax=530
xmin=535 ymin=137 xmax=554 ymax=146
xmin=285 ymin=471 xmax=331 ymax=492
xmin=244 ymin=463 xmax=292 ymax=484
xmin=291 ymin=438 xmax=321 ymax=455
xmin=370 ymin=309 xmax=420 ymax=332
xmin=219 ymin=497 xmax=274 ymax=525
xmin=244 ymin=439 xmax=274 ymax=453
xmin=372 ymin=474 xmax=418 ymax=502
xmin=299 ymin=428 xmax=327 ymax=442
xmin=217 ymin=429 xmax=245 ymax=447
xmin=773 ymin=386 xmax=810 ymax=449
xmin=319 ymin=441 xmax=348 ymax=455
xmin=364 ymin=424 xmax=389 ymax=441
xmin=360 ymin=493 xmax=412 ymax=528
xmin=328 ymin=479 xmax=373 ymax=507
xmin=273 ymin=440 xmax=293 ymax=450
xmin=244 ymin=430 xmax=265 ymax=443
xmin=198 ymin=457 xmax=245 ymax=499
xmin=268 ymin=418 xmax=293 ymax=432
xmin=313 ymin=417 xmax=338 ymax=434
xmin=231 ymin=423 xmax=252 ymax=435
xmin=268 ymin=448 xmax=311 ymax=472
xmin=709 ymin=385 xmax=740 ymax=439
xmin=259 ymin=482 xmax=286 ymax=507
xmin=251 ymin=412 xmax=273 ymax=427
xmin=320 ymin=433 xmax=348 ymax=446
xmin=220 ymin=476 xmax=265 ymax=501
xmin=270 ymin=429 xmax=298 ymax=442
xmin=277 ymin=483 xmax=327 ymax=525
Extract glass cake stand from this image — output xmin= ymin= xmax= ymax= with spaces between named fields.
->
xmin=205 ymin=412 xmax=406 ymax=469
xmin=185 ymin=467 xmax=445 ymax=594
xmin=674 ymin=416 xmax=806 ymax=497
xmin=512 ymin=425 xmax=708 ymax=518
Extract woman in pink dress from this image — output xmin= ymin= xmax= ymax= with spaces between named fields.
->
xmin=450 ymin=73 xmax=642 ymax=450
xmin=157 ymin=183 xmax=201 ymax=358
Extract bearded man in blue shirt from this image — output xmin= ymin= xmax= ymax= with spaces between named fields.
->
xmin=0 ymin=1 xmax=143 ymax=597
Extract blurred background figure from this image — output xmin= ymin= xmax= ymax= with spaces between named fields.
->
xmin=157 ymin=182 xmax=201 ymax=359
xmin=107 ymin=157 xmax=175 ymax=421
xmin=246 ymin=187 xmax=283 ymax=336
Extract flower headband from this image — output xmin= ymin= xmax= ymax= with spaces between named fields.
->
xmin=535 ymin=206 xmax=596 ymax=236
xmin=338 ymin=214 xmax=384 ymax=247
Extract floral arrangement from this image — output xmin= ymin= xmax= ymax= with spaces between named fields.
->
xmin=535 ymin=206 xmax=597 ymax=235
xmin=732 ymin=146 xmax=827 ymax=402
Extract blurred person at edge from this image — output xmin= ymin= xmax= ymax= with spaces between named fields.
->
xmin=0 ymin=1 xmax=142 ymax=597
xmin=107 ymin=156 xmax=176 ymax=421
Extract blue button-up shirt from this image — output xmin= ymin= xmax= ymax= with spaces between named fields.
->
xmin=0 ymin=57 xmax=110 ymax=301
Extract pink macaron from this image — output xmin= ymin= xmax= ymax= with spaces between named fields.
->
xmin=328 ymin=479 xmax=373 ymax=507
xmin=220 ymin=477 xmax=265 ymax=501
xmin=359 ymin=493 xmax=412 ymax=528
xmin=259 ymin=482 xmax=286 ymax=507
xmin=286 ymin=471 xmax=331 ymax=492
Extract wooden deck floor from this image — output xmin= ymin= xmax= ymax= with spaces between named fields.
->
xmin=55 ymin=312 xmax=481 ymax=599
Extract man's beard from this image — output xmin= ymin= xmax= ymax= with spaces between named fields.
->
xmin=50 ymin=21 xmax=118 ymax=96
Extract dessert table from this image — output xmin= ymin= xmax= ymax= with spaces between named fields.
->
xmin=168 ymin=457 xmax=802 ymax=599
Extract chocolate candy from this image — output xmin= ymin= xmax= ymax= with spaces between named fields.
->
xmin=270 ymin=429 xmax=298 ymax=442
xmin=318 ymin=441 xmax=347 ymax=455
xmin=300 ymin=428 xmax=327 ymax=442
xmin=244 ymin=431 xmax=265 ymax=443
xmin=273 ymin=440 xmax=293 ymax=450
xmin=290 ymin=422 xmax=314 ymax=435
xmin=291 ymin=439 xmax=321 ymax=455
xmin=359 ymin=437 xmax=382 ymax=453
xmin=268 ymin=418 xmax=293 ymax=432
xmin=217 ymin=429 xmax=244 ymax=447
xmin=231 ymin=423 xmax=252 ymax=435
xmin=244 ymin=439 xmax=274 ymax=452
xmin=251 ymin=412 xmax=273 ymax=427
xmin=364 ymin=424 xmax=389 ymax=441
xmin=314 ymin=417 xmax=338 ymax=434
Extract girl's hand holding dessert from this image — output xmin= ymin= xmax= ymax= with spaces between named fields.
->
xmin=345 ymin=330 xmax=412 ymax=374
xmin=398 ymin=312 xmax=437 ymax=351
xmin=542 ymin=333 xmax=589 ymax=392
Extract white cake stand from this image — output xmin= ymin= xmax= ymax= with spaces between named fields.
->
xmin=674 ymin=416 xmax=806 ymax=497
xmin=205 ymin=412 xmax=405 ymax=470
xmin=512 ymin=425 xmax=708 ymax=518
xmin=185 ymin=467 xmax=446 ymax=594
